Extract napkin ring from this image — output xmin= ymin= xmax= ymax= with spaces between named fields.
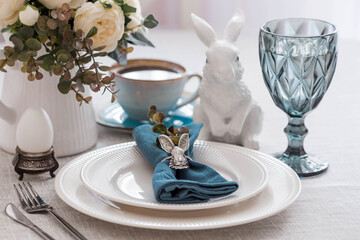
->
xmin=158 ymin=134 xmax=191 ymax=169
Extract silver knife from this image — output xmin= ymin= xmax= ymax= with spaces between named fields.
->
xmin=5 ymin=203 xmax=55 ymax=240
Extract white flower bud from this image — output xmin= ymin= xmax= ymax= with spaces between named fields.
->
xmin=19 ymin=5 xmax=39 ymax=26
xmin=38 ymin=0 xmax=85 ymax=9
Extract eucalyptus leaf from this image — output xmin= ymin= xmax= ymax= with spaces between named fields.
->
xmin=38 ymin=34 xmax=48 ymax=43
xmin=92 ymin=46 xmax=106 ymax=51
xmin=128 ymin=32 xmax=155 ymax=47
xmin=57 ymin=79 xmax=72 ymax=94
xmin=125 ymin=15 xmax=132 ymax=26
xmin=1 ymin=28 xmax=10 ymax=33
xmin=25 ymin=38 xmax=42 ymax=51
xmin=153 ymin=112 xmax=165 ymax=124
xmin=108 ymin=49 xmax=123 ymax=64
xmin=147 ymin=110 xmax=156 ymax=120
xmin=37 ymin=16 xmax=49 ymax=32
xmin=143 ymin=14 xmax=159 ymax=29
xmin=53 ymin=64 xmax=64 ymax=75
xmin=18 ymin=26 xmax=34 ymax=40
xmin=84 ymin=96 xmax=92 ymax=103
xmin=7 ymin=20 xmax=22 ymax=30
xmin=152 ymin=123 xmax=167 ymax=134
xmin=18 ymin=51 xmax=32 ymax=62
xmin=57 ymin=53 xmax=69 ymax=63
xmin=93 ymin=52 xmax=107 ymax=57
xmin=78 ymin=56 xmax=92 ymax=64
xmin=37 ymin=54 xmax=55 ymax=71
xmin=178 ymin=126 xmax=190 ymax=134
xmin=98 ymin=66 xmax=110 ymax=71
xmin=170 ymin=136 xmax=180 ymax=146
xmin=86 ymin=27 xmax=98 ymax=38
xmin=168 ymin=125 xmax=179 ymax=135
xmin=10 ymin=36 xmax=24 ymax=51
xmin=113 ymin=0 xmax=125 ymax=5
xmin=121 ymin=4 xmax=136 ymax=14
xmin=47 ymin=19 xmax=57 ymax=30
xmin=27 ymin=73 xmax=35 ymax=81
xmin=76 ymin=92 xmax=83 ymax=102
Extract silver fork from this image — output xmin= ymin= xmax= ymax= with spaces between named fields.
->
xmin=14 ymin=182 xmax=87 ymax=240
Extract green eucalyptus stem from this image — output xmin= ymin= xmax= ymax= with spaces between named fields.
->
xmin=71 ymin=86 xmax=90 ymax=104
xmin=88 ymin=45 xmax=116 ymax=98
xmin=75 ymin=51 xmax=85 ymax=71
xmin=88 ymin=46 xmax=100 ymax=81
xmin=42 ymin=43 xmax=65 ymax=69
xmin=43 ymin=43 xmax=88 ymax=100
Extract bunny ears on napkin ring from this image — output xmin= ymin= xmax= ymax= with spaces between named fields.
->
xmin=158 ymin=134 xmax=192 ymax=169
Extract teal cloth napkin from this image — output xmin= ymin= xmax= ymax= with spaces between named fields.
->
xmin=132 ymin=123 xmax=239 ymax=203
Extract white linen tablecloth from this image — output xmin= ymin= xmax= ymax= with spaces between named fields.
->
xmin=0 ymin=30 xmax=359 ymax=239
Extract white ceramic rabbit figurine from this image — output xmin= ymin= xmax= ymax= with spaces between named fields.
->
xmin=191 ymin=9 xmax=263 ymax=150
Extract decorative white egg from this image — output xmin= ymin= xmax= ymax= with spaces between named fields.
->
xmin=16 ymin=107 xmax=54 ymax=153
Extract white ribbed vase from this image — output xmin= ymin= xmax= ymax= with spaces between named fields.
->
xmin=0 ymin=61 xmax=97 ymax=157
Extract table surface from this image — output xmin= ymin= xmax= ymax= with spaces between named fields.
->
xmin=0 ymin=30 xmax=359 ymax=240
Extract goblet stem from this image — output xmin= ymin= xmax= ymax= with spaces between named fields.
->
xmin=284 ymin=116 xmax=307 ymax=157
xmin=275 ymin=115 xmax=329 ymax=177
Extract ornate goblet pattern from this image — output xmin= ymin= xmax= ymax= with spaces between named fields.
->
xmin=259 ymin=19 xmax=337 ymax=176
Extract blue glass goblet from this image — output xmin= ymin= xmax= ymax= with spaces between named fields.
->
xmin=259 ymin=18 xmax=337 ymax=176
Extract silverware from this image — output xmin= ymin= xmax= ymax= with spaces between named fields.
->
xmin=14 ymin=182 xmax=87 ymax=240
xmin=5 ymin=203 xmax=55 ymax=240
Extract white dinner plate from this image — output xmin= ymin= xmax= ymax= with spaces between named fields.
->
xmin=80 ymin=142 xmax=269 ymax=211
xmin=55 ymin=141 xmax=301 ymax=230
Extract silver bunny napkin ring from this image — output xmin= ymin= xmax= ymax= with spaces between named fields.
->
xmin=158 ymin=134 xmax=192 ymax=169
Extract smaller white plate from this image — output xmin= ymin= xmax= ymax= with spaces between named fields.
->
xmin=80 ymin=142 xmax=269 ymax=211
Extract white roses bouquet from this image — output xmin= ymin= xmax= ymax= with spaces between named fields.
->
xmin=0 ymin=0 xmax=158 ymax=103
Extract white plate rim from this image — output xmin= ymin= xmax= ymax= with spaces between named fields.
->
xmin=55 ymin=141 xmax=301 ymax=230
xmin=79 ymin=142 xmax=269 ymax=211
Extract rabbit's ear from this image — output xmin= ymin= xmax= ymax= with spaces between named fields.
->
xmin=191 ymin=13 xmax=216 ymax=47
xmin=224 ymin=9 xmax=245 ymax=43
xmin=158 ymin=135 xmax=175 ymax=153
xmin=178 ymin=134 xmax=190 ymax=152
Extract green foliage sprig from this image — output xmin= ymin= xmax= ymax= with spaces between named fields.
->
xmin=148 ymin=105 xmax=190 ymax=146
xmin=0 ymin=1 xmax=159 ymax=105
xmin=0 ymin=4 xmax=117 ymax=104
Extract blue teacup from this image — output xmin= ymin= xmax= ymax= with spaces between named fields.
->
xmin=113 ymin=59 xmax=202 ymax=121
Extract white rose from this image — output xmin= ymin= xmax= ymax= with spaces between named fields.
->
xmin=0 ymin=0 xmax=25 ymax=27
xmin=38 ymin=0 xmax=85 ymax=9
xmin=74 ymin=1 xmax=125 ymax=53
xmin=19 ymin=5 xmax=40 ymax=26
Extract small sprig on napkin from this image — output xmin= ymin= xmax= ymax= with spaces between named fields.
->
xmin=147 ymin=105 xmax=190 ymax=146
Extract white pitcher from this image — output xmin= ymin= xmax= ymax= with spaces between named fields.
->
xmin=0 ymin=46 xmax=97 ymax=157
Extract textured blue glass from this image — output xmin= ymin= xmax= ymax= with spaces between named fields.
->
xmin=259 ymin=19 xmax=337 ymax=176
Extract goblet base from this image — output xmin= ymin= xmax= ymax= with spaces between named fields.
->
xmin=274 ymin=153 xmax=328 ymax=177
